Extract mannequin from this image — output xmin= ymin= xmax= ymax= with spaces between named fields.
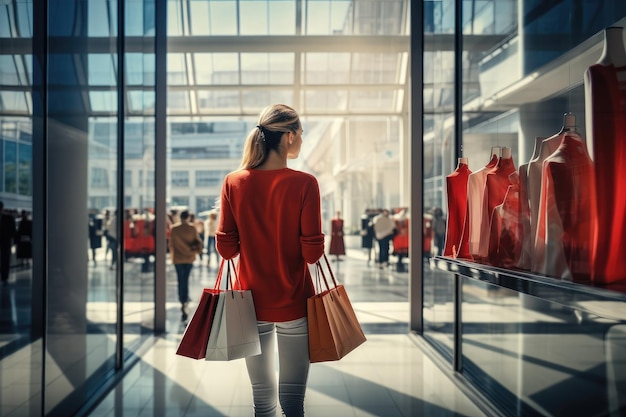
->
xmin=527 ymin=113 xmax=581 ymax=272
xmin=461 ymin=147 xmax=500 ymax=260
xmin=584 ymin=26 xmax=626 ymax=283
xmin=478 ymin=147 xmax=516 ymax=260
xmin=329 ymin=211 xmax=346 ymax=261
xmin=443 ymin=157 xmax=471 ymax=257
xmin=516 ymin=137 xmax=543 ymax=270
xmin=488 ymin=172 xmax=521 ymax=268
xmin=532 ymin=132 xmax=595 ymax=282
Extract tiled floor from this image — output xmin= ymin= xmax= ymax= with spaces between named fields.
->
xmin=88 ymin=333 xmax=485 ymax=417
xmin=86 ymin=237 xmax=487 ymax=417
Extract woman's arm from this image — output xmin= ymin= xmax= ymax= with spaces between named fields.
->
xmin=300 ymin=178 xmax=325 ymax=263
xmin=216 ymin=179 xmax=240 ymax=259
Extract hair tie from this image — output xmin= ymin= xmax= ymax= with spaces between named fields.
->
xmin=256 ymin=124 xmax=266 ymax=143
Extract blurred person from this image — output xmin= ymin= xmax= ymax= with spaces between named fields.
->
xmin=16 ymin=210 xmax=33 ymax=267
xmin=204 ymin=211 xmax=218 ymax=268
xmin=87 ymin=211 xmax=103 ymax=265
xmin=392 ymin=208 xmax=409 ymax=272
xmin=216 ymin=104 xmax=324 ymax=417
xmin=0 ymin=201 xmax=16 ymax=285
xmin=328 ymin=210 xmax=346 ymax=262
xmin=169 ymin=210 xmax=203 ymax=321
xmin=106 ymin=210 xmax=118 ymax=270
xmin=190 ymin=213 xmax=205 ymax=261
xmin=360 ymin=212 xmax=376 ymax=265
xmin=372 ymin=208 xmax=395 ymax=268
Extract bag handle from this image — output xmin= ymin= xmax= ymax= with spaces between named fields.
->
xmin=213 ymin=258 xmax=226 ymax=290
xmin=314 ymin=254 xmax=339 ymax=294
xmin=213 ymin=258 xmax=241 ymax=293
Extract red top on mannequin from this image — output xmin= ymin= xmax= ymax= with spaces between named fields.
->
xmin=478 ymin=147 xmax=516 ymax=260
xmin=460 ymin=147 xmax=500 ymax=260
xmin=585 ymin=26 xmax=626 ymax=284
xmin=488 ymin=172 xmax=522 ymax=268
xmin=533 ymin=133 xmax=596 ymax=282
xmin=444 ymin=158 xmax=472 ymax=257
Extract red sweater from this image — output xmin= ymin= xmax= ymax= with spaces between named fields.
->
xmin=216 ymin=168 xmax=325 ymax=322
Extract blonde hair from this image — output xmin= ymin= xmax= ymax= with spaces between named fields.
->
xmin=239 ymin=104 xmax=301 ymax=169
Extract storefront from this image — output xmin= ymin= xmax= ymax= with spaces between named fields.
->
xmin=419 ymin=1 xmax=626 ymax=415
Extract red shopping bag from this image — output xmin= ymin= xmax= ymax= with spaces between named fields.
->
xmin=307 ymin=254 xmax=366 ymax=363
xmin=176 ymin=261 xmax=225 ymax=359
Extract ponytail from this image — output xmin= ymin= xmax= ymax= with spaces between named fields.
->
xmin=239 ymin=104 xmax=301 ymax=169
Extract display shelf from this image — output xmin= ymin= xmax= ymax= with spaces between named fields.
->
xmin=433 ymin=256 xmax=626 ymax=321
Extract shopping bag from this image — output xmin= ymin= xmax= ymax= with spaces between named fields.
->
xmin=175 ymin=260 xmax=226 ymax=359
xmin=308 ymin=254 xmax=366 ymax=363
xmin=205 ymin=260 xmax=262 ymax=361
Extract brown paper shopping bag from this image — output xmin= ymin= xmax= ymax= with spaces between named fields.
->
xmin=307 ymin=254 xmax=366 ymax=363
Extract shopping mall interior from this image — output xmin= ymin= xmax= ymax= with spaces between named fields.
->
xmin=1 ymin=0 xmax=626 ymax=416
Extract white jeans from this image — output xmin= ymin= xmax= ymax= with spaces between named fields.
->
xmin=245 ymin=317 xmax=310 ymax=417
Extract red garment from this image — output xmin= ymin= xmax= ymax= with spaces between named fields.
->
xmin=533 ymin=134 xmax=596 ymax=282
xmin=478 ymin=156 xmax=516 ymax=259
xmin=393 ymin=217 xmax=409 ymax=255
xmin=216 ymin=168 xmax=325 ymax=322
xmin=444 ymin=160 xmax=471 ymax=257
xmin=459 ymin=152 xmax=499 ymax=260
xmin=329 ymin=219 xmax=346 ymax=255
xmin=488 ymin=178 xmax=521 ymax=268
xmin=586 ymin=64 xmax=626 ymax=283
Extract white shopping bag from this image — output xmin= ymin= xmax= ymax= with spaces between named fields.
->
xmin=205 ymin=288 xmax=261 ymax=361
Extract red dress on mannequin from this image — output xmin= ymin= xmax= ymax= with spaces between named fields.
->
xmin=488 ymin=173 xmax=521 ymax=268
xmin=533 ymin=134 xmax=596 ymax=282
xmin=444 ymin=158 xmax=471 ymax=257
xmin=478 ymin=149 xmax=516 ymax=260
xmin=329 ymin=218 xmax=346 ymax=256
xmin=586 ymin=63 xmax=626 ymax=283
xmin=460 ymin=148 xmax=500 ymax=260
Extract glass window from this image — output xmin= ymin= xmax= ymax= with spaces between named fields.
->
xmin=196 ymin=196 xmax=218 ymax=213
xmin=89 ymin=91 xmax=117 ymax=112
xmin=0 ymin=55 xmax=19 ymax=85
xmin=89 ymin=54 xmax=117 ymax=86
xmin=91 ymin=167 xmax=109 ymax=188
xmin=196 ymin=170 xmax=226 ymax=187
xmin=4 ymin=140 xmax=16 ymax=193
xmin=171 ymin=196 xmax=189 ymax=207
xmin=18 ymin=142 xmax=31 ymax=195
xmin=167 ymin=53 xmax=187 ymax=85
xmin=194 ymin=53 xmax=239 ymax=85
xmin=239 ymin=0 xmax=296 ymax=35
xmin=241 ymin=53 xmax=294 ymax=85
xmin=305 ymin=0 xmax=352 ymax=35
xmin=304 ymin=53 xmax=350 ymax=84
xmin=125 ymin=169 xmax=133 ymax=187
xmin=88 ymin=0 xmax=115 ymax=37
xmin=0 ymin=91 xmax=29 ymax=113
xmin=167 ymin=91 xmax=190 ymax=113
xmin=171 ymin=170 xmax=189 ymax=187
xmin=207 ymin=0 xmax=238 ymax=35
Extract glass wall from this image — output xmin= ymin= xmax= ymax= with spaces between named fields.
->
xmin=1 ymin=0 xmax=158 ymax=415
xmin=0 ymin=0 xmax=38 ymax=415
xmin=423 ymin=0 xmax=626 ymax=415
xmin=422 ymin=0 xmax=456 ymax=359
xmin=1 ymin=0 xmax=411 ymax=415
xmin=163 ymin=0 xmax=411 ymax=331
xmin=122 ymin=0 xmax=156 ymax=355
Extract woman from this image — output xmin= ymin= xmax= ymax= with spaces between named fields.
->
xmin=216 ymin=104 xmax=325 ymax=417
